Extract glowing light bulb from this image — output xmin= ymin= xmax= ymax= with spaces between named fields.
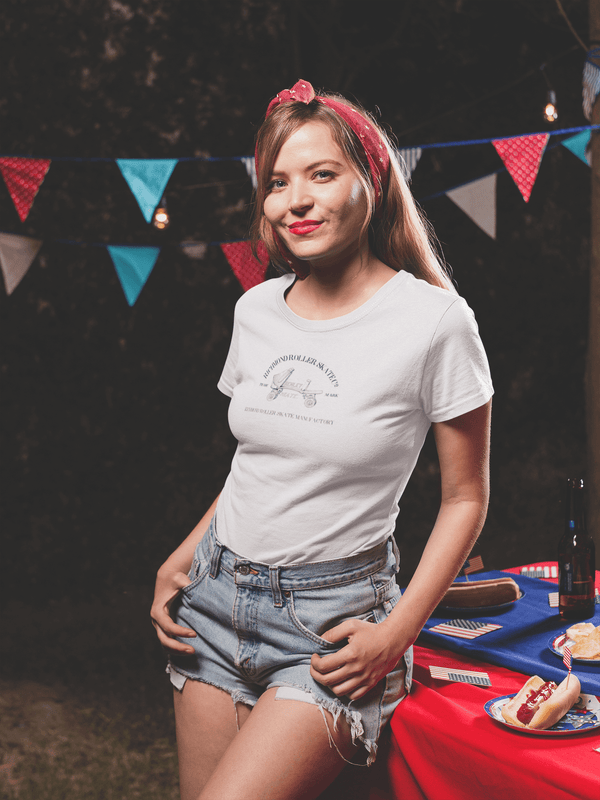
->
xmin=543 ymin=90 xmax=558 ymax=123
xmin=152 ymin=196 xmax=170 ymax=229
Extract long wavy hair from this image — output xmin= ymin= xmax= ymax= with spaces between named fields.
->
xmin=250 ymin=91 xmax=454 ymax=291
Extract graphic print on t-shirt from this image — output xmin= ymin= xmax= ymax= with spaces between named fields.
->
xmin=266 ymin=368 xmax=323 ymax=408
xmin=244 ymin=353 xmax=341 ymax=423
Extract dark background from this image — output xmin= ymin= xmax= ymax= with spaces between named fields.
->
xmin=0 ymin=0 xmax=590 ymax=640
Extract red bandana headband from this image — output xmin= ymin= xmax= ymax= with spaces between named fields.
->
xmin=261 ymin=79 xmax=390 ymax=208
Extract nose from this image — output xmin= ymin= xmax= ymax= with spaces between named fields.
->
xmin=289 ymin=181 xmax=313 ymax=214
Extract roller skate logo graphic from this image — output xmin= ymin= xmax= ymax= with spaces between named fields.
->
xmin=266 ymin=368 xmax=323 ymax=409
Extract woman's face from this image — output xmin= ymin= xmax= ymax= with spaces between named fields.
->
xmin=263 ymin=121 xmax=369 ymax=269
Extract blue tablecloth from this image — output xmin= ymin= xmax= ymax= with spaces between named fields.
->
xmin=418 ymin=570 xmax=600 ymax=695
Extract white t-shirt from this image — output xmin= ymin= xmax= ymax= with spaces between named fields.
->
xmin=216 ymin=270 xmax=493 ymax=565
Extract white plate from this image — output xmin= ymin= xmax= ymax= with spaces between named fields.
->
xmin=484 ymin=693 xmax=600 ymax=735
xmin=550 ymin=633 xmax=600 ymax=664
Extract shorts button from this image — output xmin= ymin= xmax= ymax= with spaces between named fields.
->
xmin=284 ymin=591 xmax=291 ymax=598
xmin=238 ymin=565 xmax=250 ymax=575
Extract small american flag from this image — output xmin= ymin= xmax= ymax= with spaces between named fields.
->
xmin=563 ymin=645 xmax=573 ymax=672
xmin=463 ymin=555 xmax=484 ymax=576
xmin=428 ymin=618 xmax=502 ymax=639
xmin=429 ymin=665 xmax=491 ymax=686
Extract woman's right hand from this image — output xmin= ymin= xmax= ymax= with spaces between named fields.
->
xmin=150 ymin=564 xmax=197 ymax=654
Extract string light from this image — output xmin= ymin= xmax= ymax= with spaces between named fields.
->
xmin=152 ymin=195 xmax=170 ymax=229
xmin=540 ymin=64 xmax=558 ymax=124
xmin=544 ymin=90 xmax=558 ymax=123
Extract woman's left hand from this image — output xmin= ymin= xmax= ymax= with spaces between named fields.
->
xmin=309 ymin=619 xmax=407 ymax=701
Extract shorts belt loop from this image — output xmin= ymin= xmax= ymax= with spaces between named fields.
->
xmin=269 ymin=566 xmax=283 ymax=607
xmin=209 ymin=542 xmax=224 ymax=579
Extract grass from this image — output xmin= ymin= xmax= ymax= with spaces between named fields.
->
xmin=0 ymin=586 xmax=180 ymax=799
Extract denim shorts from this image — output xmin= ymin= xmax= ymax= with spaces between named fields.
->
xmin=167 ymin=516 xmax=412 ymax=765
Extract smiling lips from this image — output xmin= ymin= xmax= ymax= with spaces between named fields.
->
xmin=287 ymin=220 xmax=322 ymax=235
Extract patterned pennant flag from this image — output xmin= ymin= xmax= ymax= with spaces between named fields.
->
xmin=428 ymin=618 xmax=502 ymax=639
xmin=397 ymin=148 xmax=422 ymax=181
xmin=446 ymin=174 xmax=496 ymax=239
xmin=492 ymin=134 xmax=549 ymax=202
xmin=0 ymin=157 xmax=51 ymax=222
xmin=563 ymin=645 xmax=573 ymax=673
xmin=562 ymin=131 xmax=591 ymax=167
xmin=429 ymin=665 xmax=491 ymax=686
xmin=241 ymin=157 xmax=257 ymax=190
xmin=584 ymin=46 xmax=600 ymax=120
xmin=0 ymin=232 xmax=43 ymax=294
xmin=463 ymin=555 xmax=484 ymax=575
xmin=220 ymin=241 xmax=269 ymax=291
xmin=106 ymin=245 xmax=160 ymax=305
xmin=116 ymin=159 xmax=178 ymax=223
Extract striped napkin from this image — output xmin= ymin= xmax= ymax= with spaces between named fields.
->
xmin=429 ymin=665 xmax=491 ymax=686
xmin=428 ymin=618 xmax=502 ymax=639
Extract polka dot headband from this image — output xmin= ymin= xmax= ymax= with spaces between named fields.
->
xmin=262 ymin=79 xmax=390 ymax=209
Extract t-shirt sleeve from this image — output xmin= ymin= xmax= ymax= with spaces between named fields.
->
xmin=217 ymin=307 xmax=241 ymax=398
xmin=420 ymin=297 xmax=493 ymax=423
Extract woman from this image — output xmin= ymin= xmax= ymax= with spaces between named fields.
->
xmin=151 ymin=79 xmax=492 ymax=800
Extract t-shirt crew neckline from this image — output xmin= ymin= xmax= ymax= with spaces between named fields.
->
xmin=275 ymin=269 xmax=410 ymax=332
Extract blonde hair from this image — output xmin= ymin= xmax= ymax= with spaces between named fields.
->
xmin=251 ymin=92 xmax=454 ymax=291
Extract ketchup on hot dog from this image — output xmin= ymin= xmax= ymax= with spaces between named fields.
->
xmin=516 ymin=681 xmax=558 ymax=725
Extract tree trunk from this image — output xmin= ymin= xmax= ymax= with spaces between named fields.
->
xmin=588 ymin=0 xmax=600 ymax=547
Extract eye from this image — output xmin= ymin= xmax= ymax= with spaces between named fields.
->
xmin=266 ymin=178 xmax=286 ymax=192
xmin=314 ymin=170 xmax=334 ymax=181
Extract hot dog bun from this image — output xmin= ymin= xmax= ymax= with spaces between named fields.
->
xmin=501 ymin=674 xmax=581 ymax=730
xmin=440 ymin=577 xmax=520 ymax=608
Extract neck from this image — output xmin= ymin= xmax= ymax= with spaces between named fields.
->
xmin=287 ymin=245 xmax=396 ymax=320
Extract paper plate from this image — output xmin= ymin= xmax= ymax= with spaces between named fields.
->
xmin=549 ymin=633 xmax=600 ymax=665
xmin=484 ymin=693 xmax=600 ymax=735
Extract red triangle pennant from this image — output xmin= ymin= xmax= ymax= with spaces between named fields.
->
xmin=492 ymin=134 xmax=548 ymax=203
xmin=220 ymin=241 xmax=269 ymax=291
xmin=0 ymin=157 xmax=51 ymax=222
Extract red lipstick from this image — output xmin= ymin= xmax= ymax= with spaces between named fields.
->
xmin=288 ymin=220 xmax=322 ymax=235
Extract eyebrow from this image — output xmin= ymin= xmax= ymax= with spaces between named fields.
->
xmin=270 ymin=159 xmax=346 ymax=176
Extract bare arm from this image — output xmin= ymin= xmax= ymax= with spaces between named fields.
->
xmin=150 ymin=494 xmax=220 ymax=654
xmin=311 ymin=399 xmax=491 ymax=699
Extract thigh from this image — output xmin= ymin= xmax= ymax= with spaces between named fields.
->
xmin=198 ymin=686 xmax=357 ymax=800
xmin=174 ymin=679 xmax=253 ymax=800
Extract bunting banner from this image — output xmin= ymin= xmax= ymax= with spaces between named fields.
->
xmin=446 ymin=174 xmax=496 ymax=239
xmin=220 ymin=241 xmax=269 ymax=291
xmin=116 ymin=159 xmax=178 ymax=223
xmin=0 ymin=157 xmax=51 ymax=222
xmin=583 ymin=47 xmax=600 ymax=121
xmin=106 ymin=244 xmax=160 ymax=305
xmin=397 ymin=148 xmax=422 ymax=181
xmin=241 ymin=157 xmax=257 ymax=190
xmin=562 ymin=130 xmax=591 ymax=166
xmin=0 ymin=232 xmax=43 ymax=294
xmin=492 ymin=134 xmax=548 ymax=203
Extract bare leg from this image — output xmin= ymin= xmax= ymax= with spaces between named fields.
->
xmin=173 ymin=680 xmax=253 ymax=800
xmin=197 ymin=687 xmax=358 ymax=800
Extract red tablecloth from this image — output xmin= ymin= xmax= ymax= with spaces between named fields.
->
xmin=387 ymin=563 xmax=600 ymax=799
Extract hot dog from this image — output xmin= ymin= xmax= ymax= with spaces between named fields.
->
xmin=501 ymin=674 xmax=581 ymax=730
xmin=440 ymin=577 xmax=520 ymax=608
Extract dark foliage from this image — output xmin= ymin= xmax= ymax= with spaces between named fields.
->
xmin=0 ymin=0 xmax=590 ymax=605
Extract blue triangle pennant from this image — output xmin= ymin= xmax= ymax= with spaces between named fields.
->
xmin=561 ymin=131 xmax=591 ymax=166
xmin=116 ymin=159 xmax=178 ymax=222
xmin=107 ymin=245 xmax=160 ymax=305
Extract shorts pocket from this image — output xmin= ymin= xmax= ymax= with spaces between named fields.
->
xmin=286 ymin=581 xmax=377 ymax=650
xmin=181 ymin=546 xmax=210 ymax=596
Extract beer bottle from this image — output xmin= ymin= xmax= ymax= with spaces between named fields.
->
xmin=558 ymin=478 xmax=596 ymax=620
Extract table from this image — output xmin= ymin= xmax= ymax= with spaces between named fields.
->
xmin=386 ymin=563 xmax=600 ymax=799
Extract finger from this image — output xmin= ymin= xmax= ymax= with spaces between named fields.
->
xmin=319 ymin=620 xmax=356 ymax=644
xmin=310 ymin=650 xmax=347 ymax=674
xmin=151 ymin=609 xmax=196 ymax=639
xmin=152 ymin=624 xmax=196 ymax=654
